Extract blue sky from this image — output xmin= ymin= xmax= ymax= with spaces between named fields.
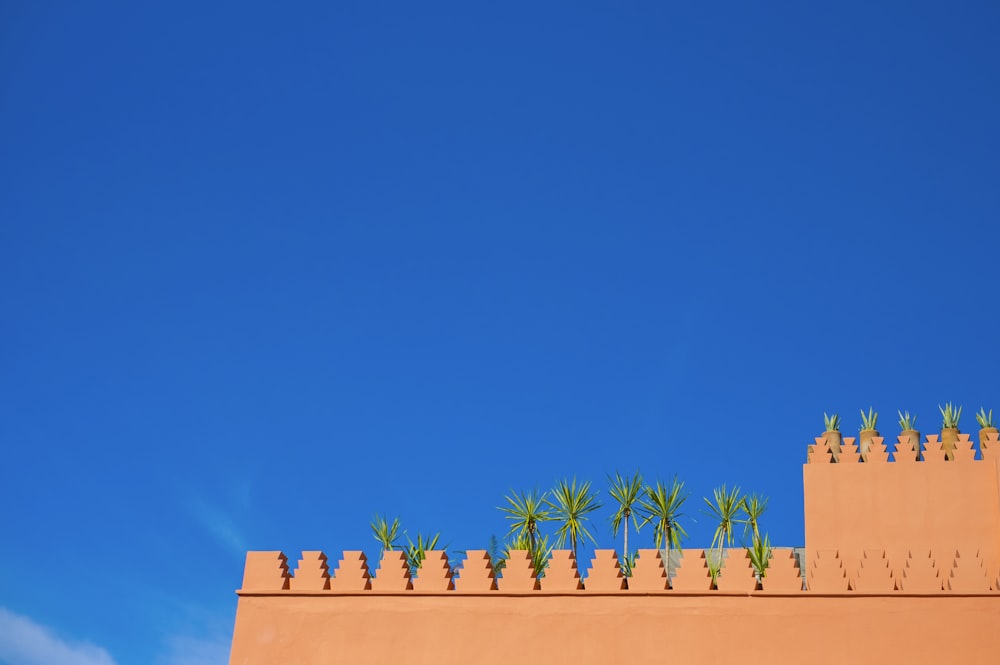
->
xmin=2 ymin=1 xmax=999 ymax=663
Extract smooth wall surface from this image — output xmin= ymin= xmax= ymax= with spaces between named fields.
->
xmin=228 ymin=592 xmax=1000 ymax=665
xmin=803 ymin=448 xmax=1000 ymax=581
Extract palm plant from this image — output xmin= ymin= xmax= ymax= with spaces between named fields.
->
xmin=823 ymin=412 xmax=841 ymax=432
xmin=370 ymin=514 xmax=401 ymax=554
xmin=403 ymin=532 xmax=441 ymax=575
xmin=939 ymin=402 xmax=962 ymax=428
xmin=898 ymin=410 xmax=917 ymax=430
xmin=860 ymin=407 xmax=878 ymax=430
xmin=639 ymin=477 xmax=688 ymax=575
xmin=505 ymin=530 xmax=553 ymax=577
xmin=547 ymin=478 xmax=602 ymax=560
xmin=740 ymin=492 xmax=769 ymax=544
xmin=486 ymin=534 xmax=505 ymax=576
xmin=620 ymin=550 xmax=638 ymax=578
xmin=499 ymin=489 xmax=552 ymax=553
xmin=704 ymin=484 xmax=744 ymax=557
xmin=707 ymin=558 xmax=722 ymax=588
xmin=747 ymin=532 xmax=772 ymax=585
xmin=608 ymin=471 xmax=644 ymax=573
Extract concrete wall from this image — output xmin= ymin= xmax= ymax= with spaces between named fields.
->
xmin=229 ymin=592 xmax=1000 ymax=665
xmin=804 ymin=432 xmax=1000 ymax=588
xmin=228 ymin=431 xmax=1000 ymax=664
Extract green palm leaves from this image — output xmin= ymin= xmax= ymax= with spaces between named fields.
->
xmin=371 ymin=515 xmax=447 ymax=575
xmin=486 ymin=534 xmax=505 ymax=576
xmin=702 ymin=487 xmax=773 ymax=586
xmin=740 ymin=492 xmax=769 ymax=542
xmin=939 ymin=402 xmax=962 ymax=428
xmin=547 ymin=478 xmax=602 ymax=558
xmin=505 ymin=530 xmax=554 ymax=577
xmin=403 ymin=532 xmax=441 ymax=574
xmin=639 ymin=477 xmax=689 ymax=555
xmin=499 ymin=481 xmax=600 ymax=572
xmin=499 ymin=489 xmax=552 ymax=553
xmin=370 ymin=514 xmax=401 ymax=553
xmin=704 ymin=484 xmax=743 ymax=553
xmin=860 ymin=407 xmax=878 ymax=430
xmin=747 ymin=532 xmax=772 ymax=581
xmin=608 ymin=471 xmax=643 ymax=572
xmin=376 ymin=473 xmax=779 ymax=587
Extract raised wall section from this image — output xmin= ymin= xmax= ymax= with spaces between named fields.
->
xmin=804 ymin=433 xmax=1000 ymax=587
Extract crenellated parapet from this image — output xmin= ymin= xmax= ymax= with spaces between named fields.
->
xmin=236 ymin=547 xmax=1000 ymax=595
xmin=808 ymin=432 xmax=995 ymax=464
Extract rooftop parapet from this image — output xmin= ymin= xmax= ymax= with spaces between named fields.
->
xmin=236 ymin=547 xmax=999 ymax=595
xmin=808 ymin=432 xmax=996 ymax=464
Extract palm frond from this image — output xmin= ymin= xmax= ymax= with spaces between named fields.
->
xmin=703 ymin=484 xmax=743 ymax=552
xmin=403 ymin=531 xmax=443 ymax=573
xmin=739 ymin=492 xmax=769 ymax=542
xmin=608 ymin=470 xmax=644 ymax=536
xmin=547 ymin=477 xmax=602 ymax=554
xmin=370 ymin=514 xmax=401 ymax=553
xmin=499 ymin=489 xmax=552 ymax=546
xmin=747 ymin=533 xmax=772 ymax=581
xmin=638 ymin=477 xmax=688 ymax=553
xmin=939 ymin=402 xmax=962 ymax=428
xmin=897 ymin=410 xmax=917 ymax=431
xmin=860 ymin=407 xmax=878 ymax=431
xmin=504 ymin=531 xmax=553 ymax=577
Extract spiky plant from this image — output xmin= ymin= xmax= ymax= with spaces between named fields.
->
xmin=704 ymin=485 xmax=744 ymax=556
xmin=638 ymin=477 xmax=689 ymax=567
xmin=505 ymin=530 xmax=553 ymax=578
xmin=707 ymin=557 xmax=722 ymax=588
xmin=898 ymin=410 xmax=917 ymax=431
xmin=740 ymin=492 xmax=769 ymax=543
xmin=976 ymin=408 xmax=995 ymax=429
xmin=939 ymin=402 xmax=962 ymax=429
xmin=403 ymin=532 xmax=442 ymax=574
xmin=370 ymin=514 xmax=401 ymax=554
xmin=608 ymin=471 xmax=644 ymax=572
xmin=747 ymin=533 xmax=772 ymax=584
xmin=860 ymin=407 xmax=878 ymax=431
xmin=499 ymin=489 xmax=552 ymax=554
xmin=547 ymin=477 xmax=601 ymax=560
xmin=486 ymin=534 xmax=505 ymax=576
xmin=824 ymin=412 xmax=841 ymax=432
xmin=620 ymin=550 xmax=638 ymax=578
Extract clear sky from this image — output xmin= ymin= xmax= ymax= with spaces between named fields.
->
xmin=2 ymin=1 xmax=999 ymax=663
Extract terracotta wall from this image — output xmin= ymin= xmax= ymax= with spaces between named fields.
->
xmin=229 ymin=593 xmax=1000 ymax=665
xmin=804 ymin=432 xmax=1000 ymax=587
xmin=228 ymin=432 xmax=1000 ymax=665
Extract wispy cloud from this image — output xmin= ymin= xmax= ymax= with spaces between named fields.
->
xmin=156 ymin=634 xmax=231 ymax=665
xmin=186 ymin=496 xmax=247 ymax=556
xmin=0 ymin=607 xmax=117 ymax=665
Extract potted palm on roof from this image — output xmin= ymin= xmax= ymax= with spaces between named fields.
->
xmin=858 ymin=408 xmax=879 ymax=462
xmin=939 ymin=402 xmax=962 ymax=461
xmin=897 ymin=411 xmax=920 ymax=461
xmin=608 ymin=471 xmax=643 ymax=578
xmin=976 ymin=408 xmax=997 ymax=457
xmin=823 ymin=412 xmax=842 ymax=461
xmin=639 ymin=478 xmax=688 ymax=581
